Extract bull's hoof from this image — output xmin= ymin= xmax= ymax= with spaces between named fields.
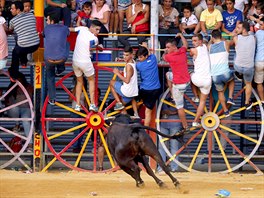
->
xmin=136 ymin=181 xmax=145 ymax=188
xmin=158 ymin=181 xmax=167 ymax=189
xmin=174 ymin=181 xmax=180 ymax=189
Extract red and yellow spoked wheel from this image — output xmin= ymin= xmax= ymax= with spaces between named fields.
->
xmin=0 ymin=71 xmax=34 ymax=171
xmin=156 ymin=87 xmax=264 ymax=173
xmin=41 ymin=66 xmax=139 ymax=172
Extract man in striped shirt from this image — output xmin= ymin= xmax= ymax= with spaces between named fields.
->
xmin=8 ymin=1 xmax=39 ymax=81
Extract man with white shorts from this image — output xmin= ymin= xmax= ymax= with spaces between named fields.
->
xmin=69 ymin=20 xmax=102 ymax=112
xmin=190 ymin=33 xmax=211 ymax=127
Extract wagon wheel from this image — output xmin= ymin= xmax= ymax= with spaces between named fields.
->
xmin=0 ymin=70 xmax=34 ymax=171
xmin=156 ymin=87 xmax=264 ymax=173
xmin=41 ymin=65 xmax=141 ymax=172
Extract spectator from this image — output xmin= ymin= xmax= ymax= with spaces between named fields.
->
xmin=159 ymin=0 xmax=180 ymax=52
xmin=114 ymin=0 xmax=131 ymax=33
xmin=157 ymin=93 xmax=181 ymax=174
xmin=222 ymin=0 xmax=243 ymax=37
xmin=0 ymin=8 xmax=8 ymax=70
xmin=90 ymin=0 xmax=110 ymax=48
xmin=107 ymin=0 xmax=118 ymax=37
xmin=208 ymin=30 xmax=235 ymax=117
xmin=234 ymin=0 xmax=249 ymax=17
xmin=190 ymin=34 xmax=212 ymax=127
xmin=118 ymin=0 xmax=150 ymax=47
xmin=22 ymin=0 xmax=33 ymax=13
xmin=254 ymin=18 xmax=264 ymax=103
xmin=8 ymin=1 xmax=40 ymax=81
xmin=76 ymin=1 xmax=92 ymax=27
xmin=136 ymin=43 xmax=161 ymax=127
xmin=44 ymin=12 xmax=70 ymax=105
xmin=44 ymin=0 xmax=71 ymax=27
xmin=233 ymin=21 xmax=256 ymax=110
xmin=109 ymin=46 xmax=138 ymax=114
xmin=5 ymin=72 xmax=34 ymax=152
xmin=191 ymin=0 xmax=222 ymax=20
xmin=248 ymin=2 xmax=264 ymax=32
xmin=179 ymin=5 xmax=198 ymax=35
xmin=69 ymin=20 xmax=102 ymax=112
xmin=163 ymin=33 xmax=190 ymax=134
xmin=70 ymin=76 xmax=87 ymax=153
xmin=194 ymin=0 xmax=223 ymax=38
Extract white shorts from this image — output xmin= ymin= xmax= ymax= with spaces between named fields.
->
xmin=254 ymin=61 xmax=264 ymax=84
xmin=191 ymin=73 xmax=212 ymax=95
xmin=72 ymin=60 xmax=94 ymax=78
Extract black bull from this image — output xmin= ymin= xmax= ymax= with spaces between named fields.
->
xmin=107 ymin=114 xmax=180 ymax=188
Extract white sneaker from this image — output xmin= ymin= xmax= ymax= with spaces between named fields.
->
xmin=74 ymin=104 xmax=81 ymax=111
xmin=192 ymin=97 xmax=199 ymax=103
xmin=192 ymin=122 xmax=200 ymax=127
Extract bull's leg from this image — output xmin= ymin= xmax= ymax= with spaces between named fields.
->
xmin=139 ymin=156 xmax=166 ymax=188
xmin=119 ymin=160 xmax=144 ymax=188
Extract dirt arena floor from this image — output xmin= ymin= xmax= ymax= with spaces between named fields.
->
xmin=0 ymin=169 xmax=263 ymax=198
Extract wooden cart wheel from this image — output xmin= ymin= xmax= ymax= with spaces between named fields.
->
xmin=156 ymin=87 xmax=264 ymax=173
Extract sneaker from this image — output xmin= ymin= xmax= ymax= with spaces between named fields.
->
xmin=192 ymin=122 xmax=200 ymax=127
xmin=112 ymin=33 xmax=117 ymax=39
xmin=227 ymin=98 xmax=235 ymax=105
xmin=89 ymin=104 xmax=98 ymax=112
xmin=55 ymin=69 xmax=65 ymax=77
xmin=224 ymin=110 xmax=230 ymax=118
xmin=191 ymin=97 xmax=199 ymax=103
xmin=96 ymin=44 xmax=104 ymax=51
xmin=114 ymin=102 xmax=125 ymax=111
xmin=245 ymin=102 xmax=253 ymax=110
xmin=75 ymin=104 xmax=81 ymax=111
xmin=133 ymin=113 xmax=140 ymax=119
xmin=234 ymin=71 xmax=243 ymax=82
xmin=174 ymin=126 xmax=190 ymax=136
xmin=48 ymin=99 xmax=56 ymax=105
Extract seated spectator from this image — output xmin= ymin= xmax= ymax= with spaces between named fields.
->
xmin=233 ymin=21 xmax=256 ymax=110
xmin=157 ymin=93 xmax=181 ymax=174
xmin=90 ymin=0 xmax=110 ymax=48
xmin=191 ymin=0 xmax=222 ymax=20
xmin=254 ymin=18 xmax=264 ymax=103
xmin=5 ymin=72 xmax=34 ymax=152
xmin=248 ymin=2 xmax=264 ymax=32
xmin=109 ymin=46 xmax=138 ymax=114
xmin=158 ymin=0 xmax=180 ymax=53
xmin=208 ymin=30 xmax=235 ymax=117
xmin=234 ymin=0 xmax=249 ymax=17
xmin=107 ymin=0 xmax=118 ymax=36
xmin=118 ymin=0 xmax=150 ymax=47
xmin=22 ymin=0 xmax=33 ymax=13
xmin=194 ymin=0 xmax=223 ymax=39
xmin=179 ymin=5 xmax=198 ymax=35
xmin=76 ymin=1 xmax=92 ymax=26
xmin=0 ymin=8 xmax=8 ymax=70
xmin=222 ymin=0 xmax=243 ymax=38
xmin=114 ymin=0 xmax=131 ymax=33
xmin=44 ymin=0 xmax=71 ymax=27
xmin=44 ymin=13 xmax=70 ymax=105
xmin=190 ymin=34 xmax=212 ymax=127
xmin=8 ymin=1 xmax=40 ymax=81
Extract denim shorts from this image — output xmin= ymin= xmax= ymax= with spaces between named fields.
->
xmin=234 ymin=64 xmax=254 ymax=82
xmin=212 ymin=70 xmax=234 ymax=91
xmin=172 ymin=82 xmax=190 ymax=109
xmin=114 ymin=81 xmax=134 ymax=104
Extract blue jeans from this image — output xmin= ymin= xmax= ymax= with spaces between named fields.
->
xmin=71 ymin=112 xmax=85 ymax=149
xmin=157 ymin=122 xmax=181 ymax=172
xmin=45 ymin=60 xmax=65 ymax=101
xmin=7 ymin=107 xmax=32 ymax=143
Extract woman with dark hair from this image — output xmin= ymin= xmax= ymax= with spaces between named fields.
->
xmin=90 ymin=0 xmax=110 ymax=48
xmin=5 ymin=72 xmax=34 ymax=152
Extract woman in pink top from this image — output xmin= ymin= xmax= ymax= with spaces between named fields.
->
xmin=0 ymin=13 xmax=8 ymax=70
xmin=91 ymin=0 xmax=110 ymax=47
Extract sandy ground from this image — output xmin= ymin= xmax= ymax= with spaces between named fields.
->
xmin=0 ymin=169 xmax=263 ymax=198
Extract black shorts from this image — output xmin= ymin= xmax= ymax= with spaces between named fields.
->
xmin=138 ymin=88 xmax=162 ymax=110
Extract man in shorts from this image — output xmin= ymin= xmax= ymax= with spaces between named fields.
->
xmin=190 ymin=33 xmax=212 ymax=127
xmin=208 ymin=30 xmax=235 ymax=117
xmin=136 ymin=43 xmax=161 ymax=127
xmin=109 ymin=46 xmax=138 ymax=115
xmin=69 ymin=20 xmax=102 ymax=112
xmin=163 ymin=33 xmax=190 ymax=133
xmin=233 ymin=21 xmax=256 ymax=110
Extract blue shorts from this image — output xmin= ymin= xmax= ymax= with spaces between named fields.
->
xmin=234 ymin=64 xmax=254 ymax=82
xmin=212 ymin=70 xmax=234 ymax=91
xmin=114 ymin=81 xmax=134 ymax=104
